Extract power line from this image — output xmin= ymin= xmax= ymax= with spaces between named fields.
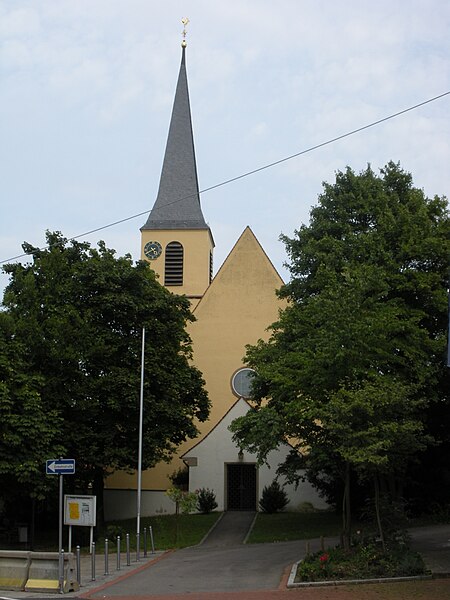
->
xmin=1 ymin=89 xmax=449 ymax=266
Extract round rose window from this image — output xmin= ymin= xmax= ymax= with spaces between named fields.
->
xmin=231 ymin=368 xmax=256 ymax=399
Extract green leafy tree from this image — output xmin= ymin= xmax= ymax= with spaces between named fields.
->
xmin=166 ymin=487 xmax=198 ymax=545
xmin=319 ymin=376 xmax=430 ymax=551
xmin=0 ymin=312 xmax=64 ymax=504
xmin=230 ymin=163 xmax=449 ymax=546
xmin=1 ymin=232 xmax=209 ymax=519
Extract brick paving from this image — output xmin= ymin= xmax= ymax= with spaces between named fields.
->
xmin=80 ymin=579 xmax=450 ymax=600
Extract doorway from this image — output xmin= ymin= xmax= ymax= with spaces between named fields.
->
xmin=226 ymin=464 xmax=257 ymax=510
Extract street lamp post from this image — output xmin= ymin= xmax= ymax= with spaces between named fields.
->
xmin=136 ymin=326 xmax=145 ymax=559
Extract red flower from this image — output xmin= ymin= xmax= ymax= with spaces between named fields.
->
xmin=319 ymin=553 xmax=329 ymax=563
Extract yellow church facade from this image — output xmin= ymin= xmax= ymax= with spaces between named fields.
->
xmin=104 ymin=46 xmax=326 ymax=518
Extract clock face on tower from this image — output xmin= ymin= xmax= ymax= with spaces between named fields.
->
xmin=144 ymin=241 xmax=162 ymax=260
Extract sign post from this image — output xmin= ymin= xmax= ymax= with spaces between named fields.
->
xmin=46 ymin=459 xmax=75 ymax=593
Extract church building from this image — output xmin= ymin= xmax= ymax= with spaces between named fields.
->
xmin=104 ymin=41 xmax=326 ymax=518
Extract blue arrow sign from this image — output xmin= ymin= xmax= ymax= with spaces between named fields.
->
xmin=46 ymin=459 xmax=75 ymax=475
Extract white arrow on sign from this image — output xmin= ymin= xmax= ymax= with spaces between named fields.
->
xmin=46 ymin=459 xmax=75 ymax=474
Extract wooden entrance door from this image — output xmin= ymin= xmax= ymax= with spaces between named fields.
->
xmin=227 ymin=464 xmax=257 ymax=510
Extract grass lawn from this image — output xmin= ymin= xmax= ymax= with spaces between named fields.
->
xmin=13 ymin=510 xmax=443 ymax=553
xmin=105 ymin=512 xmax=222 ymax=550
xmin=84 ymin=511 xmax=344 ymax=552
xmin=32 ymin=510 xmax=344 ymax=551
xmin=20 ymin=512 xmax=222 ymax=552
xmin=247 ymin=510 xmax=352 ymax=543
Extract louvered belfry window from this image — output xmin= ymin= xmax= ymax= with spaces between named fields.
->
xmin=164 ymin=241 xmax=184 ymax=286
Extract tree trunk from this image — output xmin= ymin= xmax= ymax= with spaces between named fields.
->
xmin=374 ymin=474 xmax=386 ymax=553
xmin=175 ymin=501 xmax=180 ymax=545
xmin=30 ymin=498 xmax=35 ymax=550
xmin=341 ymin=462 xmax=351 ymax=551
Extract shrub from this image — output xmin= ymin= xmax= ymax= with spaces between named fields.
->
xmin=296 ymin=501 xmax=316 ymax=513
xmin=196 ymin=488 xmax=218 ymax=514
xmin=169 ymin=466 xmax=189 ymax=490
xmin=105 ymin=525 xmax=127 ymax=544
xmin=166 ymin=487 xmax=198 ymax=514
xmin=428 ymin=502 xmax=450 ymax=523
xmin=259 ymin=480 xmax=289 ymax=513
xmin=361 ymin=495 xmax=410 ymax=537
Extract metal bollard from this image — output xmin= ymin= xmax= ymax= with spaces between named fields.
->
xmin=59 ymin=548 xmax=64 ymax=594
xmin=126 ymin=533 xmax=130 ymax=566
xmin=91 ymin=542 xmax=96 ymax=581
xmin=76 ymin=545 xmax=81 ymax=585
xmin=143 ymin=527 xmax=147 ymax=558
xmin=104 ymin=538 xmax=109 ymax=575
xmin=117 ymin=535 xmax=121 ymax=570
xmin=149 ymin=525 xmax=155 ymax=554
xmin=136 ymin=532 xmax=140 ymax=562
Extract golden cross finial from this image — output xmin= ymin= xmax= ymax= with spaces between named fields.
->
xmin=181 ymin=17 xmax=189 ymax=48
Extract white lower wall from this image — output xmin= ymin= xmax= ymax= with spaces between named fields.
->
xmin=104 ymin=490 xmax=174 ymax=521
xmin=104 ymin=467 xmax=326 ymax=521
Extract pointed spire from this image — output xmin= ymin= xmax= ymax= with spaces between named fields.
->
xmin=142 ymin=42 xmax=208 ymax=231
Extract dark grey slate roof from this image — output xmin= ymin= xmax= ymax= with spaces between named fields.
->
xmin=142 ymin=47 xmax=208 ymax=231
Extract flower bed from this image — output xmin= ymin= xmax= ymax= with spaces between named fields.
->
xmin=296 ymin=540 xmax=427 ymax=582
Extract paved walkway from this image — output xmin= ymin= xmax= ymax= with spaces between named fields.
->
xmin=200 ymin=511 xmax=256 ymax=547
xmin=2 ymin=518 xmax=450 ymax=599
xmin=409 ymin=524 xmax=450 ymax=575
xmin=84 ymin=512 xmax=335 ymax=597
xmin=82 ymin=519 xmax=450 ymax=598
xmin=85 ymin=511 xmax=327 ymax=596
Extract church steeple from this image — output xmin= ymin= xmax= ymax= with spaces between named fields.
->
xmin=141 ymin=46 xmax=208 ymax=232
xmin=141 ymin=29 xmax=214 ymax=303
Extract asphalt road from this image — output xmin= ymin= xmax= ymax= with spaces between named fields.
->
xmin=87 ymin=511 xmax=335 ymax=597
xmin=88 ymin=539 xmax=319 ymax=596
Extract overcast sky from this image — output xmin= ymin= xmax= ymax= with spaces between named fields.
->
xmin=1 ymin=0 xmax=449 ymax=299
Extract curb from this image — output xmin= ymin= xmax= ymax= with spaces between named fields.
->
xmin=196 ymin=512 xmax=225 ymax=547
xmin=243 ymin=512 xmax=258 ymax=545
